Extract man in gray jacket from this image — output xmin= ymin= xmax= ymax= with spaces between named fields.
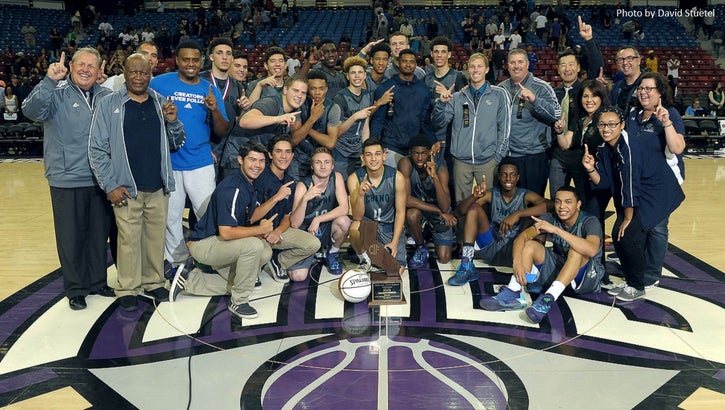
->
xmin=499 ymin=48 xmax=561 ymax=197
xmin=433 ymin=53 xmax=511 ymax=204
xmin=89 ymin=54 xmax=186 ymax=312
xmin=22 ymin=48 xmax=115 ymax=311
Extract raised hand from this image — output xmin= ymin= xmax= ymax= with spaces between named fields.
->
xmin=162 ymin=97 xmax=178 ymax=122
xmin=358 ymin=179 xmax=373 ymax=197
xmin=259 ymin=213 xmax=278 ymax=235
xmin=473 ymin=174 xmax=487 ymax=198
xmin=309 ymin=101 xmax=324 ymax=121
xmin=236 ymin=88 xmax=251 ymax=110
xmin=303 ymin=181 xmax=324 ymax=201
xmin=531 ymin=215 xmax=555 ymax=234
xmin=48 ymin=51 xmax=68 ymax=81
xmin=352 ymin=106 xmax=373 ymax=121
xmin=582 ymin=144 xmax=596 ymax=171
xmin=578 ymin=15 xmax=593 ymax=41
xmin=424 ymin=155 xmax=437 ymax=178
xmin=596 ymin=67 xmax=608 ymax=87
xmin=518 ymin=83 xmax=535 ymax=103
xmin=204 ymin=85 xmax=218 ymax=112
xmin=97 ymin=59 xmax=108 ymax=84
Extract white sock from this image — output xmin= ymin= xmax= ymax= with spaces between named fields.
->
xmin=329 ymin=245 xmax=339 ymax=254
xmin=507 ymin=276 xmax=522 ymax=292
xmin=358 ymin=252 xmax=371 ymax=264
xmin=547 ymin=281 xmax=566 ymax=300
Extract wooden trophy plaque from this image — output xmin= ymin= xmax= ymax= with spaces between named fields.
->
xmin=356 ymin=220 xmax=406 ymax=306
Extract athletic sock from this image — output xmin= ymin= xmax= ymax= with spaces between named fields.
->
xmin=507 ymin=276 xmax=522 ymax=292
xmin=329 ymin=245 xmax=339 ymax=254
xmin=547 ymin=281 xmax=566 ymax=300
xmin=358 ymin=252 xmax=371 ymax=264
xmin=462 ymin=242 xmax=474 ymax=260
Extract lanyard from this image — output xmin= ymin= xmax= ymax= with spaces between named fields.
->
xmin=210 ymin=75 xmax=230 ymax=100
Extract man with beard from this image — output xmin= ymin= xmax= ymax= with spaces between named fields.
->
xmin=252 ymin=135 xmax=320 ymax=283
xmin=397 ymin=135 xmax=456 ymax=268
xmin=89 ymin=54 xmax=186 ymax=311
xmin=150 ymin=40 xmax=231 ymax=274
xmin=289 ymin=70 xmax=341 ymax=180
xmin=246 ymin=46 xmax=287 ymax=105
xmin=298 ymin=39 xmax=348 ymax=98
xmin=498 ymin=48 xmax=561 ymax=197
xmin=22 ymin=48 xmax=116 ymax=310
xmin=371 ymin=49 xmax=434 ymax=169
xmin=238 ymin=76 xmax=307 ymax=148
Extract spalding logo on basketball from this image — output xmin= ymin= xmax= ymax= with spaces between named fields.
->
xmin=338 ymin=269 xmax=372 ymax=303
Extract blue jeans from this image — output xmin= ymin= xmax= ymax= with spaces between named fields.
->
xmin=644 ymin=216 xmax=669 ymax=285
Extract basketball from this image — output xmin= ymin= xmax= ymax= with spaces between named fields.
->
xmin=338 ymin=269 xmax=372 ymax=303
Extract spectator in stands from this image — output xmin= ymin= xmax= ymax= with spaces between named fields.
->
xmin=427 ymin=17 xmax=439 ymax=39
xmin=625 ymin=72 xmax=686 ymax=289
xmin=622 ymin=20 xmax=636 ymax=41
xmin=713 ymin=28 xmax=723 ymax=58
xmin=499 ymin=48 xmax=561 ymax=197
xmin=89 ymin=54 xmax=186 ymax=311
xmin=150 ymin=40 xmax=231 ymax=274
xmin=399 ymin=19 xmax=414 ymax=39
xmin=549 ymin=18 xmax=562 ymax=51
xmin=371 ymin=49 xmax=434 ymax=168
xmin=22 ymin=48 xmax=116 ymax=311
xmin=535 ymin=12 xmax=548 ymax=40
xmin=20 ymin=22 xmax=36 ymax=47
xmin=708 ymin=82 xmax=725 ymax=116
xmin=666 ymin=53 xmax=680 ymax=96
xmin=685 ymin=98 xmax=707 ymax=117
xmin=2 ymin=86 xmax=20 ymax=124
xmin=644 ymin=50 xmax=658 ymax=73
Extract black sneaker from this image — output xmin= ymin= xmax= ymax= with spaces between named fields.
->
xmin=267 ymin=254 xmax=289 ymax=283
xmin=90 ymin=285 xmax=116 ymax=297
xmin=141 ymin=287 xmax=170 ymax=302
xmin=170 ymin=263 xmax=190 ymax=302
xmin=228 ymin=301 xmax=258 ymax=319
xmin=254 ymin=274 xmax=262 ymax=291
xmin=118 ymin=295 xmax=138 ymax=312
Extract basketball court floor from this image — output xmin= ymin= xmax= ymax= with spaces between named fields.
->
xmin=0 ymin=157 xmax=723 ymax=409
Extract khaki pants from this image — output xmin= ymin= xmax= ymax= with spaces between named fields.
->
xmin=114 ymin=189 xmax=168 ymax=296
xmin=187 ymin=236 xmax=272 ymax=305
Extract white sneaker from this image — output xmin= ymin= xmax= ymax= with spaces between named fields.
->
xmin=714 ymin=147 xmax=725 ymax=156
xmin=644 ymin=280 xmax=660 ymax=290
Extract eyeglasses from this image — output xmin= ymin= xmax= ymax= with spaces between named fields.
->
xmin=616 ymin=55 xmax=639 ymax=64
xmin=597 ymin=121 xmax=622 ymax=129
xmin=636 ymin=86 xmax=657 ymax=93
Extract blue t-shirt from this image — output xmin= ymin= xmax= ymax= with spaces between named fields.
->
xmin=150 ymin=72 xmax=229 ymax=171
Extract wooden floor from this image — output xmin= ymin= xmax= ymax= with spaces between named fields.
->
xmin=2 ymin=157 xmax=723 ymax=301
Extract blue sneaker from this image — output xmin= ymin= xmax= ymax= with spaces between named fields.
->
xmin=325 ymin=251 xmax=343 ymax=275
xmin=479 ymin=286 xmax=527 ymax=311
xmin=447 ymin=258 xmax=479 ymax=286
xmin=526 ymin=293 xmax=555 ymax=323
xmin=409 ymin=245 xmax=429 ymax=269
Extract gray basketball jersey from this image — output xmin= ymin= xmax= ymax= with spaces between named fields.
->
xmin=333 ymin=88 xmax=373 ymax=158
xmin=299 ymin=174 xmax=338 ymax=231
xmin=409 ymin=161 xmax=439 ymax=205
xmin=490 ymin=187 xmax=528 ymax=240
xmin=355 ymin=164 xmax=397 ymax=224
xmin=545 ymin=210 xmax=603 ymax=262
xmin=296 ymin=99 xmax=340 ymax=167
